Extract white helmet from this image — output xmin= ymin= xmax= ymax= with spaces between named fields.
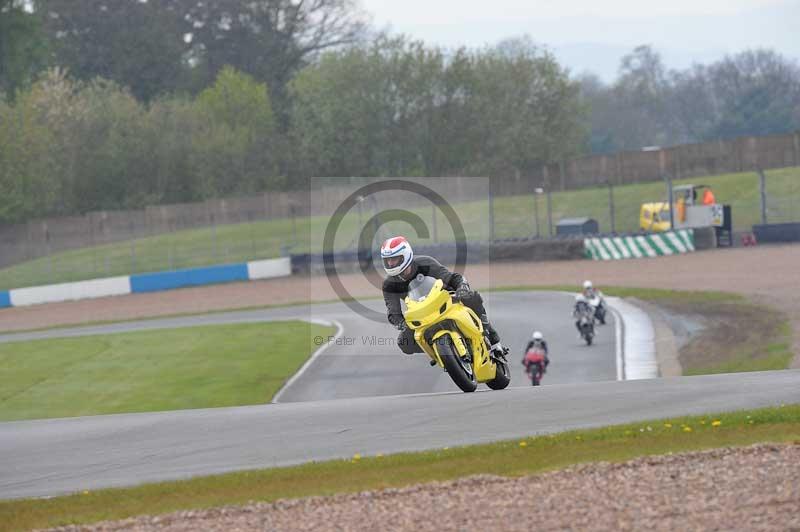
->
xmin=575 ymin=294 xmax=587 ymax=303
xmin=583 ymin=280 xmax=593 ymax=290
xmin=532 ymin=331 xmax=543 ymax=341
xmin=380 ymin=236 xmax=414 ymax=276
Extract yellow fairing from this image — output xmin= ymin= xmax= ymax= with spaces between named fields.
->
xmin=404 ymin=279 xmax=497 ymax=382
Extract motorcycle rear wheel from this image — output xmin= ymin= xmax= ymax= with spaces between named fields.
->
xmin=437 ymin=337 xmax=477 ymax=392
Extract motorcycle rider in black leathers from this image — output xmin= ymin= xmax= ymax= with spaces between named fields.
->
xmin=380 ymin=236 xmax=505 ymax=358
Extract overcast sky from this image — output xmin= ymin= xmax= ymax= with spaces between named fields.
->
xmin=359 ymin=0 xmax=800 ymax=80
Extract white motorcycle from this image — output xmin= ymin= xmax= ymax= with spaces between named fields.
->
xmin=587 ymin=294 xmax=607 ymax=325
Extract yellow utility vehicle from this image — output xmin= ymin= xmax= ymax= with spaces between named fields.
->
xmin=639 ymin=202 xmax=672 ymax=232
xmin=639 ymin=184 xmax=724 ymax=232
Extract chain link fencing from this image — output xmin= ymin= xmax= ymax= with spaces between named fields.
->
xmin=0 ymin=168 xmax=798 ymax=291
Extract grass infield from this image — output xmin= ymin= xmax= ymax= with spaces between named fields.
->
xmin=0 ymin=321 xmax=333 ymax=421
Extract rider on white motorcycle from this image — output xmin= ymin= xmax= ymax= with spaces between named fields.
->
xmin=573 ymin=294 xmax=593 ymax=336
xmin=380 ymin=236 xmax=506 ymax=358
xmin=582 ymin=280 xmax=607 ymax=325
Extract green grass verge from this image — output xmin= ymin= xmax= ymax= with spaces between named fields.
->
xmin=2 ymin=404 xmax=798 ymax=531
xmin=683 ymin=319 xmax=794 ymax=375
xmin=0 ymin=321 xmax=333 ymax=421
xmin=2 ymin=166 xmax=798 ymax=290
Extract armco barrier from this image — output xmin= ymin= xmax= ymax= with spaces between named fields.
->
xmin=2 ymin=257 xmax=290 ymax=308
xmin=584 ymin=229 xmax=695 ymax=260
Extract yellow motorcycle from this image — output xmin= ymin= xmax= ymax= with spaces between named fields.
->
xmin=404 ymin=275 xmax=510 ymax=393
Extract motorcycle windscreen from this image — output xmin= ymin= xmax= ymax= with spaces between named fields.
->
xmin=406 ymin=274 xmax=438 ymax=302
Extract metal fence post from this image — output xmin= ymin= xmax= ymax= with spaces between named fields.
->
xmin=431 ymin=203 xmax=438 ymax=243
xmin=757 ymin=167 xmax=767 ymax=224
xmin=488 ymin=185 xmax=495 ymax=241
xmin=211 ymin=213 xmax=219 ymax=260
xmin=45 ymin=226 xmax=54 ymax=284
xmin=546 ymin=187 xmax=553 ymax=237
xmin=290 ymin=204 xmax=297 ymax=245
xmin=533 ymin=188 xmax=541 ymax=238
xmin=608 ymin=181 xmax=616 ymax=234
xmin=248 ymin=212 xmax=256 ymax=259
xmin=664 ymin=174 xmax=674 ymax=230
xmin=129 ymin=221 xmax=137 ymax=272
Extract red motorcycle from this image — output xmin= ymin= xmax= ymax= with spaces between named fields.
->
xmin=523 ymin=348 xmax=546 ymax=386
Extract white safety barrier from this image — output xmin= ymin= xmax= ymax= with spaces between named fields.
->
xmin=10 ymin=276 xmax=132 ymax=307
xmin=247 ymin=257 xmax=292 ymax=280
xmin=7 ymin=257 xmax=292 ymax=308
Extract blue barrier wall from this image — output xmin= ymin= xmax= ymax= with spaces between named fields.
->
xmin=0 ymin=291 xmax=10 ymax=308
xmin=130 ymin=264 xmax=249 ymax=293
xmin=753 ymin=223 xmax=800 ymax=243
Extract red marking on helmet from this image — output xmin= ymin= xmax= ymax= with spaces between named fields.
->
xmin=388 ymin=236 xmax=406 ymax=248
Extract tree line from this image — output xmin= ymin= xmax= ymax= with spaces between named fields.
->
xmin=579 ymin=45 xmax=800 ymax=154
xmin=1 ymin=1 xmax=799 ymax=224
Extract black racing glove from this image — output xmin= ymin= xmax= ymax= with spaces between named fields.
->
xmin=395 ymin=320 xmax=407 ymax=331
xmin=454 ymin=282 xmax=473 ymax=301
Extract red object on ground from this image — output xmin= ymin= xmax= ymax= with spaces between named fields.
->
xmin=741 ymin=233 xmax=758 ymax=246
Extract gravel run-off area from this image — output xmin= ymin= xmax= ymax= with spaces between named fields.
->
xmin=45 ymin=443 xmax=800 ymax=532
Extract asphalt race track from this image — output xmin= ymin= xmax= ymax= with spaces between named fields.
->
xmin=2 ymin=291 xmax=799 ymax=499
xmin=0 ymin=292 xmax=616 ymax=402
xmin=2 ymin=371 xmax=799 ymax=499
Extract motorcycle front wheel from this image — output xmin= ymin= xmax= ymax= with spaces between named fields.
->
xmin=437 ymin=337 xmax=477 ymax=392
xmin=486 ymin=359 xmax=511 ymax=390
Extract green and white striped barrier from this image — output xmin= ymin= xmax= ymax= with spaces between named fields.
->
xmin=584 ymin=229 xmax=695 ymax=260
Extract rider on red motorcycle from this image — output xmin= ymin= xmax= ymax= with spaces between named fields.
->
xmin=522 ymin=331 xmax=550 ymax=370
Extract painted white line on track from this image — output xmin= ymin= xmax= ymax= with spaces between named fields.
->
xmin=272 ymin=319 xmax=344 ymax=403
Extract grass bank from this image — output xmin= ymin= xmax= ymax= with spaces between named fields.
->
xmin=1 ymin=166 xmax=797 ymax=291
xmin=2 ymin=404 xmax=798 ymax=531
xmin=0 ymin=321 xmax=332 ymax=421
